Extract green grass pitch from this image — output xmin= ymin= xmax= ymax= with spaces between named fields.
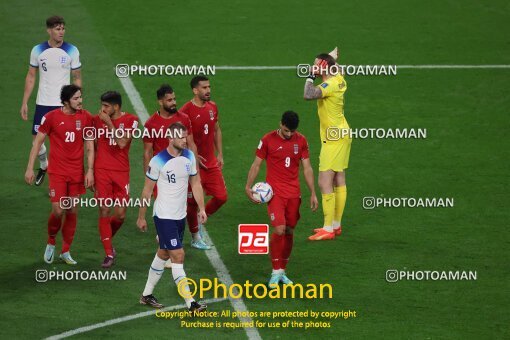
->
xmin=0 ymin=0 xmax=508 ymax=338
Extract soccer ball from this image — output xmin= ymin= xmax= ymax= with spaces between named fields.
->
xmin=251 ymin=182 xmax=273 ymax=203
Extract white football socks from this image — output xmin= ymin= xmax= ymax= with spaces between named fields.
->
xmin=323 ymin=226 xmax=334 ymax=233
xmin=37 ymin=143 xmax=48 ymax=170
xmin=332 ymin=220 xmax=341 ymax=230
xmin=171 ymin=263 xmax=194 ymax=308
xmin=142 ymin=254 xmax=166 ymax=296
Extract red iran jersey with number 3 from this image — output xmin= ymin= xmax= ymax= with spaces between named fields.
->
xmin=94 ymin=113 xmax=139 ymax=171
xmin=256 ymin=130 xmax=310 ymax=199
xmin=180 ymin=101 xmax=219 ymax=168
xmin=38 ymin=108 xmax=93 ymax=176
xmin=143 ymin=111 xmax=193 ymax=156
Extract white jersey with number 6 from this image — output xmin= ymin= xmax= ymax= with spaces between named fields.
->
xmin=146 ymin=148 xmax=197 ymax=219
xmin=30 ymin=41 xmax=81 ymax=106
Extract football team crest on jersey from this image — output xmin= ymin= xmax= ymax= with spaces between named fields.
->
xmin=185 ymin=163 xmax=191 ymax=174
xmin=293 ymin=144 xmax=299 ymax=154
xmin=209 ymin=110 xmax=214 ymax=120
xmin=270 ymin=213 xmax=275 ymax=221
xmin=76 ymin=120 xmax=81 ymax=130
xmin=171 ymin=239 xmax=177 ymax=247
xmin=60 ymin=56 xmax=67 ymax=64
xmin=119 ymin=123 xmax=124 ymax=129
xmin=50 ymin=189 xmax=55 ymax=197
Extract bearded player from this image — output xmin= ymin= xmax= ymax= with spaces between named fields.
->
xmin=143 ymin=84 xmax=203 ymax=175
xmin=21 ymin=16 xmax=82 ymax=186
xmin=245 ymin=111 xmax=318 ymax=286
xmin=24 ymin=85 xmax=94 ymax=265
xmin=138 ymin=123 xmax=207 ymax=312
xmin=180 ymin=76 xmax=228 ymax=250
xmin=304 ymin=49 xmax=351 ymax=241
xmin=94 ymin=91 xmax=139 ymax=268
xmin=143 ymin=84 xmax=203 ymax=268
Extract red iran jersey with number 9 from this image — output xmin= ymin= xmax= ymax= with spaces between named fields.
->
xmin=38 ymin=108 xmax=93 ymax=176
xmin=255 ymin=130 xmax=310 ymax=199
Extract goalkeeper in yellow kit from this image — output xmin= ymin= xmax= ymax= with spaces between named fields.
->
xmin=304 ymin=49 xmax=351 ymax=240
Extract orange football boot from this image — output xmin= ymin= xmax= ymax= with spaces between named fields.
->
xmin=308 ymin=229 xmax=335 ymax=241
xmin=313 ymin=226 xmax=342 ymax=236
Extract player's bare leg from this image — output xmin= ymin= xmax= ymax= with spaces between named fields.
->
xmin=309 ymin=171 xmax=336 ymax=240
xmin=60 ymin=199 xmax=79 ymax=265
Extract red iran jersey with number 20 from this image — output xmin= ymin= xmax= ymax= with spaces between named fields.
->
xmin=38 ymin=108 xmax=93 ymax=176
xmin=180 ymin=101 xmax=219 ymax=168
xmin=94 ymin=113 xmax=139 ymax=171
xmin=256 ymin=130 xmax=310 ymax=199
xmin=143 ymin=111 xmax=193 ymax=156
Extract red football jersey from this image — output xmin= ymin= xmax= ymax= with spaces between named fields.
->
xmin=180 ymin=101 xmax=219 ymax=168
xmin=143 ymin=111 xmax=192 ymax=155
xmin=38 ymin=108 xmax=93 ymax=176
xmin=255 ymin=130 xmax=310 ymax=199
xmin=94 ymin=112 xmax=139 ymax=171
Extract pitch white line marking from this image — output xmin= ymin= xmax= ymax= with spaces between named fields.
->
xmin=45 ymin=298 xmax=227 ymax=339
xmin=201 ymin=227 xmax=262 ymax=340
xmin=118 ymin=76 xmax=150 ymax=123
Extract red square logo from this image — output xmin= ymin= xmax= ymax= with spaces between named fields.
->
xmin=238 ymin=224 xmax=269 ymax=254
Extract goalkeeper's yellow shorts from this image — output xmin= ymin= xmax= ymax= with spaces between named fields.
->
xmin=319 ymin=138 xmax=352 ymax=172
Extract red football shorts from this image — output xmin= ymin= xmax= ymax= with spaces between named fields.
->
xmin=267 ymin=195 xmax=301 ymax=228
xmin=187 ymin=166 xmax=227 ymax=203
xmin=94 ymin=168 xmax=130 ymax=201
xmin=48 ymin=173 xmax=85 ymax=202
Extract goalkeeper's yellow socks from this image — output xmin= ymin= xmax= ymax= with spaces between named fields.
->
xmin=333 ymin=186 xmax=347 ymax=230
xmin=322 ymin=193 xmax=335 ymax=232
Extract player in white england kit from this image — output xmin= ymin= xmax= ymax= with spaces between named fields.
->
xmin=137 ymin=122 xmax=208 ymax=313
xmin=20 ymin=16 xmax=82 ymax=186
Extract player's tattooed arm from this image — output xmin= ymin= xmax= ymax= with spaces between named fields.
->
xmin=71 ymin=69 xmax=82 ymax=87
xmin=84 ymin=140 xmax=95 ymax=189
xmin=303 ymin=81 xmax=322 ymax=100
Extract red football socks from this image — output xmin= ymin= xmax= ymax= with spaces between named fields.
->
xmin=187 ymin=202 xmax=199 ymax=234
xmin=110 ymin=216 xmax=124 ymax=237
xmin=47 ymin=213 xmax=62 ymax=245
xmin=61 ymin=212 xmax=77 ymax=253
xmin=281 ymin=233 xmax=294 ymax=270
xmin=270 ymin=233 xmax=285 ymax=270
xmin=205 ymin=196 xmax=227 ymax=216
xmin=99 ymin=216 xmax=113 ymax=257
